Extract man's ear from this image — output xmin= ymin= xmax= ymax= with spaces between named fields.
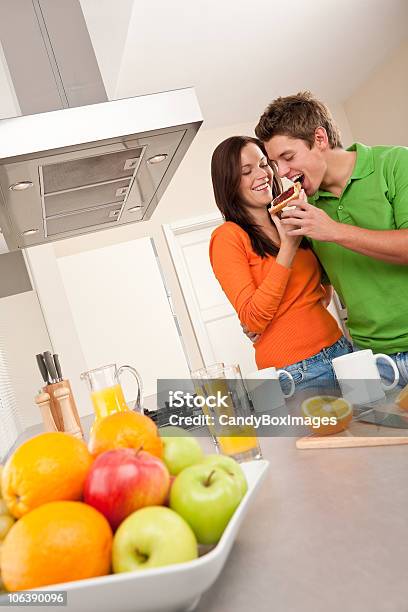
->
xmin=314 ymin=127 xmax=329 ymax=150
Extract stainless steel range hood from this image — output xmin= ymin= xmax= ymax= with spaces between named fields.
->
xmin=0 ymin=88 xmax=202 ymax=250
xmin=0 ymin=0 xmax=203 ymax=251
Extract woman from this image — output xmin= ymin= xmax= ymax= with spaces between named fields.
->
xmin=210 ymin=136 xmax=352 ymax=391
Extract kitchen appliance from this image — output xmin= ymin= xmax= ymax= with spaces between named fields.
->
xmin=0 ymin=89 xmax=202 ymax=250
xmin=0 ymin=1 xmax=203 ymax=251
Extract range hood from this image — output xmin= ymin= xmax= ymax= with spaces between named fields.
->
xmin=0 ymin=88 xmax=202 ymax=250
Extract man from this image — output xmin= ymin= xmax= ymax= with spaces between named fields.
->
xmin=252 ymin=91 xmax=408 ymax=385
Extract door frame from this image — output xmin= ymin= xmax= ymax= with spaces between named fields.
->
xmin=162 ymin=212 xmax=222 ymax=364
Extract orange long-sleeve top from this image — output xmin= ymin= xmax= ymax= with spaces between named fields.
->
xmin=209 ymin=222 xmax=341 ymax=369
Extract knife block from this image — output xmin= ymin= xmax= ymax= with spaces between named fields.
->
xmin=43 ymin=380 xmax=84 ymax=439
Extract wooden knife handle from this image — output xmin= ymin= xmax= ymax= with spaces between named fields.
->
xmin=296 ymin=435 xmax=408 ymax=450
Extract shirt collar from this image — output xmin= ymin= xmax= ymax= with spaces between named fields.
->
xmin=348 ymin=142 xmax=374 ymax=179
xmin=310 ymin=142 xmax=374 ymax=201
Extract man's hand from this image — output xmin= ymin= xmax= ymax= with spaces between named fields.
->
xmin=241 ymin=322 xmax=260 ymax=344
xmin=280 ymin=200 xmax=340 ymax=242
xmin=281 ymin=199 xmax=408 ymax=264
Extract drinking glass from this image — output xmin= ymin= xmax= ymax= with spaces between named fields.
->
xmin=191 ymin=363 xmax=262 ymax=462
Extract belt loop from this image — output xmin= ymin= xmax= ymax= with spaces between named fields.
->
xmin=302 ymin=359 xmax=307 ymax=371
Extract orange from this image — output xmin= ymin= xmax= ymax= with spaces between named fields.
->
xmin=1 ymin=432 xmax=93 ymax=519
xmin=301 ymin=396 xmax=353 ymax=436
xmin=0 ymin=501 xmax=112 ymax=591
xmin=88 ymin=411 xmax=163 ymax=458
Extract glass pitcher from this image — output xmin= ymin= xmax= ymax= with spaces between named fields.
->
xmin=81 ymin=363 xmax=143 ymax=421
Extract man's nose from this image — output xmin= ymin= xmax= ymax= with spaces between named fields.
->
xmin=277 ymin=161 xmax=289 ymax=178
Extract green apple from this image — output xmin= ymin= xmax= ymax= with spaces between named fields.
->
xmin=202 ymin=454 xmax=248 ymax=498
xmin=112 ymin=506 xmax=198 ymax=573
xmin=160 ymin=426 xmax=204 ymax=475
xmin=170 ymin=464 xmax=242 ymax=545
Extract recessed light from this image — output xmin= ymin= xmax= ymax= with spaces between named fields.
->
xmin=128 ymin=206 xmax=142 ymax=213
xmin=22 ymin=228 xmax=39 ymax=236
xmin=147 ymin=154 xmax=168 ymax=165
xmin=9 ymin=181 xmax=34 ymax=191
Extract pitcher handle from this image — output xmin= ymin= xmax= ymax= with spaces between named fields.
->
xmin=117 ymin=365 xmax=144 ymax=413
xmin=374 ymin=354 xmax=399 ymax=391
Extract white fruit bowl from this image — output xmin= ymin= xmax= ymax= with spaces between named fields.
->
xmin=11 ymin=459 xmax=269 ymax=612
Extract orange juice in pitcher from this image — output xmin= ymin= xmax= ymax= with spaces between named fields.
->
xmin=81 ymin=363 xmax=143 ymax=426
xmin=90 ymin=383 xmax=128 ymax=419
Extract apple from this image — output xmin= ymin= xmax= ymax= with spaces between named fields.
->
xmin=112 ymin=506 xmax=198 ymax=572
xmin=163 ymin=475 xmax=176 ymax=507
xmin=170 ymin=464 xmax=242 ymax=545
xmin=159 ymin=426 xmax=204 ymax=475
xmin=84 ymin=448 xmax=170 ymax=530
xmin=202 ymin=454 xmax=248 ymax=497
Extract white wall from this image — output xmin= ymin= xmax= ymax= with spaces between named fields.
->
xmin=0 ymin=291 xmax=52 ymax=429
xmin=344 ymin=40 xmax=408 ymax=146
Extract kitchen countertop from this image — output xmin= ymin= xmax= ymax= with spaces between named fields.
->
xmin=196 ymin=428 xmax=408 ymax=612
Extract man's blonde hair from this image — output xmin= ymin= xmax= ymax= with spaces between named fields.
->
xmin=255 ymin=91 xmax=343 ymax=149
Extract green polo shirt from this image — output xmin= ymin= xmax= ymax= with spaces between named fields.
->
xmin=309 ymin=142 xmax=408 ymax=354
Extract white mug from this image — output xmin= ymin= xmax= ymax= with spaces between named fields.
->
xmin=245 ymin=366 xmax=295 ymax=412
xmin=332 ymin=349 xmax=399 ymax=404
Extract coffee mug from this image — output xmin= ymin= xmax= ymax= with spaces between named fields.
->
xmin=332 ymin=349 xmax=399 ymax=404
xmin=245 ymin=366 xmax=295 ymax=412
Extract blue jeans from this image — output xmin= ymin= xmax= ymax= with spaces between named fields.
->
xmin=281 ymin=336 xmax=353 ymax=394
xmin=352 ymin=345 xmax=408 ymax=388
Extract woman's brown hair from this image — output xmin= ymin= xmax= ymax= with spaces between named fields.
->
xmin=211 ymin=136 xmax=304 ymax=258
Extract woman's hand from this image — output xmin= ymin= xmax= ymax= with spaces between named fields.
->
xmin=269 ymin=190 xmax=307 ymax=268
xmin=270 ymin=189 xmax=308 ymax=245
xmin=270 ymin=211 xmax=302 ymax=250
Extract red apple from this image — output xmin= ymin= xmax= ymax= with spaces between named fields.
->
xmin=84 ymin=448 xmax=170 ymax=530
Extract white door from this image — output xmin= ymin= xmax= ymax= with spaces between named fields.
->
xmin=163 ymin=214 xmax=257 ymax=376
